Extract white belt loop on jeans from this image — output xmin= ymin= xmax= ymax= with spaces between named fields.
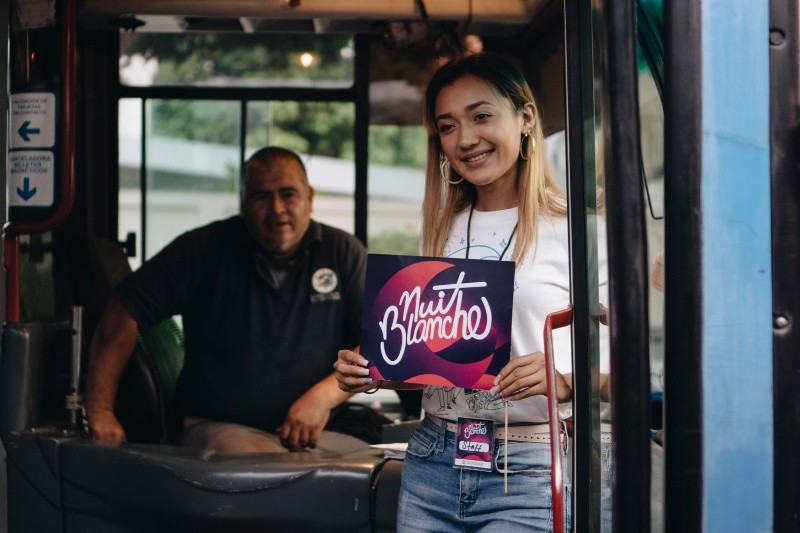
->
xmin=426 ymin=414 xmax=554 ymax=443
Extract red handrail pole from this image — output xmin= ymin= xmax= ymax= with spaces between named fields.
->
xmin=543 ymin=305 xmax=573 ymax=533
xmin=3 ymin=0 xmax=76 ymax=323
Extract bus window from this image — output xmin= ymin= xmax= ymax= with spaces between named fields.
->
xmin=246 ymin=100 xmax=357 ymax=236
xmin=366 ymin=41 xmax=434 ymax=256
xmin=117 ymin=97 xmax=142 ymax=263
xmin=638 ymin=36 xmax=666 ymax=533
xmin=638 ymin=43 xmax=665 ymax=402
xmin=116 ymin=31 xmax=443 ymax=264
xmin=117 ymin=32 xmax=360 ymax=268
xmin=144 ymin=99 xmax=240 ymax=265
xmin=366 ymin=123 xmax=425 ymax=255
xmin=119 ymin=32 xmax=355 ymax=88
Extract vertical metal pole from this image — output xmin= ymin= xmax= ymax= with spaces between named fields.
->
xmin=0 ymin=0 xmax=8 ymax=324
xmin=140 ymin=98 xmax=147 ymax=259
xmin=663 ymin=0 xmax=703 ymax=528
xmin=68 ymin=305 xmax=83 ymax=428
xmin=563 ymin=0 xmax=600 ymax=529
xmin=601 ymin=0 xmax=651 ymax=530
xmin=770 ymin=0 xmax=800 ymax=530
xmin=353 ymin=34 xmax=369 ymax=246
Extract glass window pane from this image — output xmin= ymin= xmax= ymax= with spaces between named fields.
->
xmin=367 ymin=125 xmax=426 ymax=255
xmin=245 ymin=101 xmax=356 ymax=234
xmin=119 ymin=97 xmax=143 ymax=268
xmin=144 ymin=99 xmax=241 ymax=259
xmin=366 ymin=39 xmax=436 ymax=255
xmin=544 ymin=129 xmax=568 ymax=192
xmin=119 ymin=33 xmax=354 ymax=88
xmin=586 ymin=3 xmax=610 ymax=530
xmin=639 ymin=42 xmax=666 ymax=533
xmin=638 ymin=47 xmax=665 ymax=388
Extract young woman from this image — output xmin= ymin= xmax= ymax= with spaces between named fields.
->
xmin=335 ymin=52 xmax=604 ymax=532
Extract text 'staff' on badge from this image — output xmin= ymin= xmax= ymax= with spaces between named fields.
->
xmin=360 ymin=254 xmax=514 ymax=390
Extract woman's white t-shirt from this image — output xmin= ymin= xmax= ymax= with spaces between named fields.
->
xmin=420 ymin=206 xmax=609 ymax=424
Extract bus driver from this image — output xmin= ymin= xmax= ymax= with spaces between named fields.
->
xmin=85 ymin=146 xmax=370 ymax=454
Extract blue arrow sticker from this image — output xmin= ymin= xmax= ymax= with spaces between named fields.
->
xmin=16 ymin=177 xmax=37 ymax=201
xmin=18 ymin=120 xmax=41 ymax=142
xmin=9 ymin=150 xmax=54 ymax=207
xmin=11 ymin=93 xmax=56 ymax=149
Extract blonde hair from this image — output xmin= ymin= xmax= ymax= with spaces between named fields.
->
xmin=420 ymin=53 xmax=567 ymax=266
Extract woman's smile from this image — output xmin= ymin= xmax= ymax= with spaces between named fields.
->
xmin=435 ymin=75 xmax=533 ymax=208
xmin=462 ymin=149 xmax=493 ymax=165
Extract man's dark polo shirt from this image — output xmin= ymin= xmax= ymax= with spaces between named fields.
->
xmin=114 ymin=215 xmax=366 ymax=432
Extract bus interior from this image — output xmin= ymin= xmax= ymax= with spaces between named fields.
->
xmin=1 ymin=0 xmax=797 ymax=532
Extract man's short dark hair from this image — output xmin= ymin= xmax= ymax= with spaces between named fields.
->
xmin=242 ymin=147 xmax=309 ymax=190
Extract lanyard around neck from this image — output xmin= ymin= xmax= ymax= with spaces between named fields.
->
xmin=465 ymin=205 xmax=518 ymax=261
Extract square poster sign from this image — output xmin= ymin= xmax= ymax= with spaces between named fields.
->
xmin=360 ymin=254 xmax=514 ymax=390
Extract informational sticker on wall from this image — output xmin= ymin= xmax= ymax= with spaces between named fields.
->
xmin=10 ymin=92 xmax=56 ymax=149
xmin=361 ymin=254 xmax=514 ymax=390
xmin=9 ymin=151 xmax=54 ymax=207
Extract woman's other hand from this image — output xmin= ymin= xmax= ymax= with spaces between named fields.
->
xmin=490 ymin=352 xmax=572 ymax=403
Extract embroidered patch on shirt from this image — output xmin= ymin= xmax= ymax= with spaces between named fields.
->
xmin=310 ymin=291 xmax=341 ymax=303
xmin=311 ymin=268 xmax=338 ymax=294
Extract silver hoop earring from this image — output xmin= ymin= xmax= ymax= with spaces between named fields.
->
xmin=520 ymin=131 xmax=534 ymax=161
xmin=440 ymin=154 xmax=464 ymax=185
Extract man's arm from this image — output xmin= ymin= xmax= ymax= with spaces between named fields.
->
xmin=277 ymin=371 xmax=352 ymax=451
xmin=276 ymin=231 xmax=370 ymax=451
xmin=84 ymin=298 xmax=140 ymax=444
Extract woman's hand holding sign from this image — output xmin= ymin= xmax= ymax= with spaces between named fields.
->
xmin=334 ymin=348 xmax=424 ymax=393
xmin=489 ymin=352 xmax=573 ymax=403
xmin=333 ymin=348 xmax=378 ymax=394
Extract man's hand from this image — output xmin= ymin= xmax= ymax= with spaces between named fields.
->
xmin=277 ymin=390 xmax=331 ymax=451
xmin=85 ymin=407 xmax=127 ymax=445
xmin=277 ymin=373 xmax=350 ymax=451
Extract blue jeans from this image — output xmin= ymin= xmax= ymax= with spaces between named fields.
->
xmin=398 ymin=416 xmax=571 ymax=532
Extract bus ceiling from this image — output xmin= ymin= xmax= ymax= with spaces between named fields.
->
xmin=76 ymin=0 xmax=567 ymax=135
xmin=77 ymin=0 xmax=556 ymax=35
